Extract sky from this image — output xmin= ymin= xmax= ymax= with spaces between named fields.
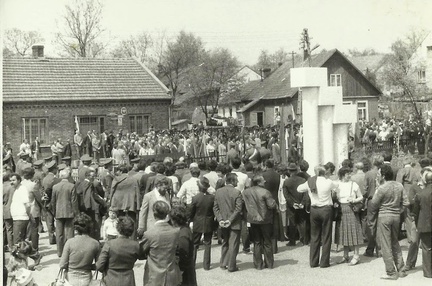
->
xmin=1 ymin=0 xmax=432 ymax=65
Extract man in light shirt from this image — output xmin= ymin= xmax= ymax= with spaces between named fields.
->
xmin=297 ymin=165 xmax=338 ymax=268
xmin=177 ymin=167 xmax=201 ymax=205
xmin=231 ymin=157 xmax=250 ymax=192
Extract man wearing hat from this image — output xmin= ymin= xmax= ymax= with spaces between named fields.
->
xmin=61 ymin=156 xmax=72 ymax=168
xmin=283 ymin=162 xmax=307 ymax=246
xmin=42 ymin=155 xmax=54 ymax=174
xmin=99 ymin=158 xmax=115 ymax=200
xmin=128 ymin=157 xmax=140 ymax=176
xmin=41 ymin=161 xmax=57 ymax=244
xmin=78 ymin=154 xmax=93 ymax=183
xmin=16 ymin=153 xmax=32 ymax=176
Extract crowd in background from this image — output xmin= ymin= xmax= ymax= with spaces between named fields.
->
xmin=2 ymin=123 xmax=432 ymax=285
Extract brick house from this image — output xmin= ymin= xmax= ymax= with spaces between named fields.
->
xmin=3 ymin=46 xmax=171 ymax=154
xmin=219 ymin=49 xmax=382 ymax=127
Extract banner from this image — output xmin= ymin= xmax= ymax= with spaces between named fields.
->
xmin=75 ymin=116 xmax=80 ymax=132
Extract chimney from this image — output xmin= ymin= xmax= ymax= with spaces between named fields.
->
xmin=32 ymin=45 xmax=44 ymax=58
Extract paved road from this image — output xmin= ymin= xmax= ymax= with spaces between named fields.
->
xmin=7 ymin=228 xmax=431 ymax=286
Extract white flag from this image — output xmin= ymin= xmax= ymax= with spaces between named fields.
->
xmin=75 ymin=116 xmax=80 ymax=132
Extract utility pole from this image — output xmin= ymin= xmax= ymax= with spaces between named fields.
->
xmin=300 ymin=28 xmax=320 ymax=67
xmin=290 ymin=51 xmax=297 ymax=68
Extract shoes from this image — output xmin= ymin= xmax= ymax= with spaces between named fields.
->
xmin=32 ymin=253 xmax=43 ymax=266
xmin=337 ymin=257 xmax=349 ymax=264
xmin=349 ymin=257 xmax=359 ymax=266
xmin=320 ymin=264 xmax=330 ymax=268
xmin=399 ymin=271 xmax=407 ymax=278
xmin=402 ymin=265 xmax=413 ymax=272
xmin=363 ymin=252 xmax=374 ymax=257
xmin=220 ymin=266 xmax=227 ymax=270
xmin=242 ymin=248 xmax=250 ymax=254
xmin=380 ymin=274 xmax=398 ymax=280
xmin=286 ymin=241 xmax=296 ymax=246
xmin=228 ymin=267 xmax=239 ymax=272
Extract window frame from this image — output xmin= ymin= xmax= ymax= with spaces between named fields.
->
xmin=129 ymin=114 xmax=150 ymax=135
xmin=330 ymin=74 xmax=342 ymax=86
xmin=357 ymin=100 xmax=368 ymax=121
xmin=418 ymin=70 xmax=426 ymax=83
xmin=22 ymin=117 xmax=48 ymax=144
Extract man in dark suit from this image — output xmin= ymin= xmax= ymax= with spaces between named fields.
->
xmin=141 ymin=201 xmax=181 ymax=286
xmin=189 ymin=177 xmax=215 ymax=270
xmin=30 ymin=137 xmax=41 ymax=161
xmin=41 ymin=161 xmax=57 ymax=244
xmin=82 ymin=131 xmax=93 ymax=156
xmin=213 ymin=173 xmax=243 ymax=272
xmin=283 ymin=163 xmax=307 ymax=246
xmin=262 ymin=159 xmax=282 ymax=253
xmin=77 ymin=154 xmax=92 ymax=183
xmin=106 ymin=130 xmax=115 ymax=158
xmin=412 ymin=171 xmax=432 ymax=278
xmin=51 ymin=168 xmax=79 ymax=257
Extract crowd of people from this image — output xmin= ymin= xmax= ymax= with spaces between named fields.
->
xmin=2 ymin=125 xmax=432 ymax=286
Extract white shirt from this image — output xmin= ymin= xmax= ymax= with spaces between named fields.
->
xmin=204 ymin=171 xmax=219 ymax=189
xmin=177 ymin=177 xmax=200 ymax=204
xmin=232 ymin=170 xmax=249 ymax=192
xmin=10 ymin=184 xmax=31 ymax=220
xmin=336 ymin=181 xmax=362 ymax=204
xmin=297 ymin=176 xmax=338 ymax=207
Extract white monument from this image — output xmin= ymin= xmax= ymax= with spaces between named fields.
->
xmin=291 ymin=68 xmax=357 ymax=170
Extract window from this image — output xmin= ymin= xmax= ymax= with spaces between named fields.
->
xmin=78 ymin=116 xmax=105 ymax=135
xmin=357 ymin=101 xmax=368 ymax=121
xmin=330 ymin=74 xmax=342 ymax=86
xmin=129 ymin=115 xmax=150 ymax=134
xmin=23 ymin=118 xmax=48 ymax=144
xmin=251 ymin=112 xmax=264 ymax=127
xmin=418 ymin=70 xmax=426 ymax=83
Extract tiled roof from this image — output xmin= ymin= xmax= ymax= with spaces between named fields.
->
xmin=348 ymin=54 xmax=387 ymax=73
xmin=3 ymin=57 xmax=170 ymax=102
xmin=222 ymin=49 xmax=381 ymax=106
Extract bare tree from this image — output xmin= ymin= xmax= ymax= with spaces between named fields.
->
xmin=55 ymin=0 xmax=106 ymax=57
xmin=3 ymin=28 xmax=44 ymax=57
xmin=111 ymin=32 xmax=153 ymax=66
xmin=157 ymin=30 xmax=205 ymax=102
xmin=188 ymin=48 xmax=240 ymax=119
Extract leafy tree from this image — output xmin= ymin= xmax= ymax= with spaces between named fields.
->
xmin=382 ymin=30 xmax=429 ymax=117
xmin=157 ymin=30 xmax=205 ymax=102
xmin=187 ymin=48 xmax=240 ymax=119
xmin=348 ymin=48 xmax=378 ymax=57
xmin=55 ymin=0 xmax=107 ymax=57
xmin=3 ymin=28 xmax=44 ymax=57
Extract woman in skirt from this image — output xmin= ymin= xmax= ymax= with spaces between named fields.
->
xmin=335 ymin=167 xmax=364 ymax=266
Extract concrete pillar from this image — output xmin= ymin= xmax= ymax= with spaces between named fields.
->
xmin=302 ymin=87 xmax=320 ymax=169
xmin=334 ymin=123 xmax=349 ymax=167
xmin=319 ymin=106 xmax=334 ymax=164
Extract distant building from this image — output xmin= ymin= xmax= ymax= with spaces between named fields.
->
xmin=410 ymin=32 xmax=432 ymax=91
xmin=219 ymin=49 xmax=382 ymax=127
xmin=3 ymin=45 xmax=171 ymax=156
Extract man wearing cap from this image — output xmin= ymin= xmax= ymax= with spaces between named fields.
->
xmin=110 ymin=165 xmax=140 ymax=239
xmin=78 ymin=154 xmax=93 ymax=183
xmin=16 ymin=153 xmax=32 ymax=176
xmin=262 ymin=159 xmax=282 ymax=253
xmin=61 ymin=156 xmax=72 ymax=168
xmin=283 ymin=162 xmax=307 ymax=246
xmin=42 ymin=155 xmax=54 ymax=174
xmin=52 ymin=168 xmax=79 ymax=257
xmin=128 ymin=157 xmax=140 ymax=176
xmin=32 ymin=160 xmax=46 ymax=234
xmin=99 ymin=158 xmax=115 ymax=200
xmin=41 ymin=161 xmax=58 ymax=244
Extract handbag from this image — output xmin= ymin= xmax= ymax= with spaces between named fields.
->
xmin=349 ymin=182 xmax=364 ymax=213
xmin=49 ymin=269 xmax=72 ymax=286
xmin=89 ymin=271 xmax=106 ymax=286
xmin=331 ymin=191 xmax=342 ymax=221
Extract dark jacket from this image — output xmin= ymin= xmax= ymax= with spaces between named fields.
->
xmin=190 ymin=192 xmax=215 ymax=233
xmin=213 ymin=185 xmax=243 ymax=230
xmin=177 ymin=226 xmax=197 ymax=286
xmin=413 ymin=185 xmax=432 ymax=233
xmin=242 ymin=185 xmax=276 ymax=224
xmin=96 ymin=237 xmax=145 ymax=286
xmin=3 ymin=181 xmax=14 ymax=219
xmin=111 ymin=174 xmax=140 ymax=213
xmin=262 ymin=168 xmax=281 ymax=204
xmin=51 ymin=179 xmax=79 ymax=218
xmin=283 ymin=174 xmax=306 ymax=217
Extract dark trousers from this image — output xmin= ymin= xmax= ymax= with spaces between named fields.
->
xmin=405 ymin=214 xmax=420 ymax=268
xmin=43 ymin=208 xmax=56 ymax=244
xmin=241 ymin=220 xmax=250 ymax=251
xmin=28 ymin=217 xmax=40 ymax=250
xmin=419 ymin=232 xmax=432 ymax=278
xmin=377 ymin=215 xmax=405 ymax=276
xmin=4 ymin=219 xmax=13 ymax=249
xmin=365 ymin=201 xmax=380 ymax=255
xmin=220 ymin=228 xmax=240 ymax=271
xmin=309 ymin=206 xmax=333 ymax=268
xmin=193 ymin=232 xmax=212 ymax=270
xmin=55 ymin=218 xmax=74 ymax=257
xmin=288 ymin=210 xmax=307 ymax=244
xmin=13 ymin=220 xmax=29 ymax=244
xmin=272 ymin=211 xmax=280 ymax=254
xmin=250 ymin=223 xmax=274 ymax=269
